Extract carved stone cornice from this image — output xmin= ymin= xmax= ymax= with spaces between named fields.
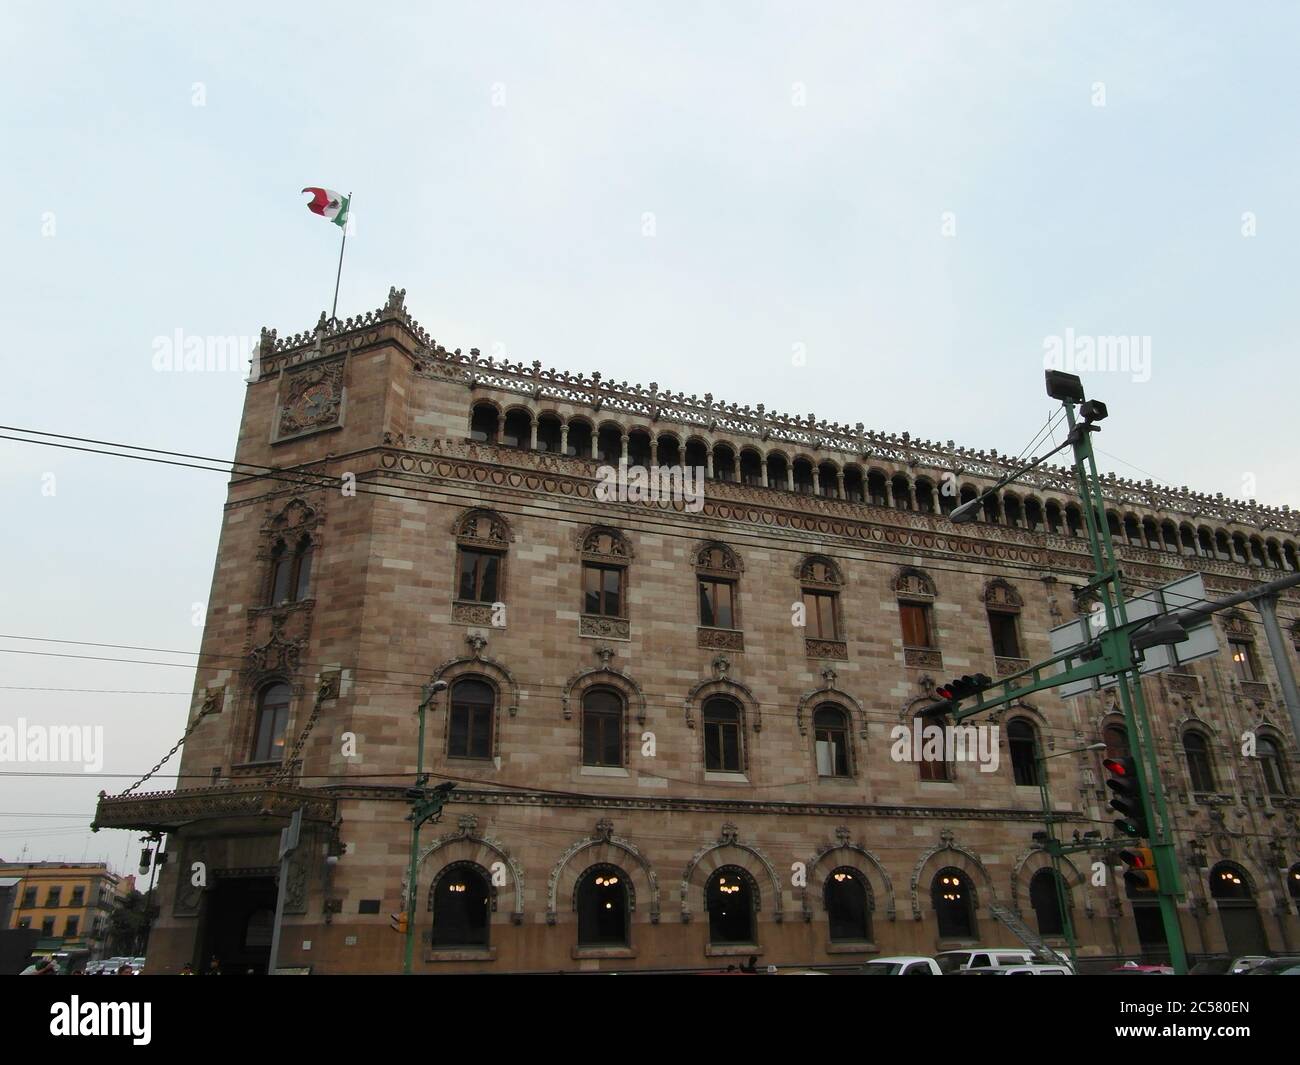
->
xmin=92 ymin=785 xmax=337 ymax=833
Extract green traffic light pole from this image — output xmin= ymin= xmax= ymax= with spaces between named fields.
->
xmin=403 ymin=679 xmax=448 ymax=975
xmin=1059 ymin=395 xmax=1189 ymax=973
xmin=938 ymin=375 xmax=1190 ymax=972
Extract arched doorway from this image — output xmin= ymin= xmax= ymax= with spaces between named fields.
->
xmin=575 ymin=863 xmax=630 ymax=946
xmin=706 ymin=865 xmax=756 ymax=945
xmin=1209 ymin=862 xmax=1269 ymax=956
xmin=931 ymin=867 xmax=976 ymax=940
xmin=824 ymin=867 xmax=871 ymax=943
xmin=429 ymin=861 xmax=491 ymax=948
xmin=1029 ymin=868 xmax=1065 ymax=937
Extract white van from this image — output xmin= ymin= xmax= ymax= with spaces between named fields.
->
xmin=935 ymin=949 xmax=1046 ymax=973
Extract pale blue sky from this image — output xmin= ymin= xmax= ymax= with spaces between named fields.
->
xmin=1 ymin=2 xmax=1296 ymax=867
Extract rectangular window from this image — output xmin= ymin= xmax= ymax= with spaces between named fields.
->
xmin=41 ymin=917 xmax=55 ymax=937
xmin=457 ymin=549 xmax=501 ymax=603
xmin=704 ymin=719 xmax=742 ymax=772
xmin=583 ymin=563 xmax=623 ymax=617
xmin=448 ymin=704 xmax=493 ymax=759
xmin=815 ymin=729 xmax=849 ymax=777
xmin=988 ymin=611 xmax=1021 ymax=658
xmin=21 ymin=887 xmax=35 ymax=908
xmin=698 ymin=578 xmax=735 ymax=629
xmin=70 ymin=886 xmax=85 ymax=907
xmin=802 ymin=590 xmax=839 ymax=639
xmin=46 ymin=887 xmax=61 ymax=907
xmin=1229 ymin=640 xmax=1257 ymax=682
xmin=582 ymin=710 xmax=623 ymax=767
xmin=65 ymin=916 xmax=79 ymax=936
xmin=899 ymin=602 xmax=934 ymax=648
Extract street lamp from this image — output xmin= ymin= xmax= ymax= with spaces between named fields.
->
xmin=403 ymin=679 xmax=449 ymax=975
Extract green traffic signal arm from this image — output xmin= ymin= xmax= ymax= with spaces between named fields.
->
xmin=947 ymin=641 xmax=1131 ymax=724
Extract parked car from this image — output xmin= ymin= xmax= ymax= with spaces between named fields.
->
xmin=1190 ymin=954 xmax=1270 ymax=974
xmin=1109 ymin=962 xmax=1174 ymax=974
xmin=935 ymin=949 xmax=1053 ymax=973
xmin=855 ymin=956 xmax=941 ymax=975
xmin=1242 ymin=957 xmax=1300 ymax=975
xmin=991 ymin=964 xmax=1072 ymax=975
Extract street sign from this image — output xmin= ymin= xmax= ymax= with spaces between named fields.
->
xmin=279 ymin=806 xmax=303 ymax=861
xmin=1049 ymin=573 xmax=1219 ymax=697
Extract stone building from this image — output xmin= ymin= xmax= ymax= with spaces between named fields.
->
xmin=94 ymin=288 xmax=1300 ymax=972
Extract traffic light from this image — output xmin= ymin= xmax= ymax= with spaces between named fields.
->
xmin=917 ymin=673 xmax=994 ymax=720
xmin=1119 ymin=846 xmax=1158 ymax=893
xmin=935 ymin=674 xmax=993 ymax=703
xmin=389 ymin=911 xmax=408 ymax=934
xmin=406 ymin=781 xmax=457 ymax=830
xmin=1102 ymin=756 xmax=1150 ymax=837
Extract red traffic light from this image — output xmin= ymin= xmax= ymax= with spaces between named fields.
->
xmin=1101 ymin=757 xmax=1130 ymax=777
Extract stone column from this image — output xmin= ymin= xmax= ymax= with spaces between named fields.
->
xmin=786 ymin=465 xmax=794 ymax=492
xmin=705 ymin=449 xmax=714 ymax=479
xmin=560 ymin=423 xmax=569 ymax=457
xmin=812 ymin=467 xmax=821 ymax=495
xmin=836 ymin=470 xmax=845 ymax=498
xmin=529 ymin=418 xmax=539 ymax=451
xmin=884 ymin=481 xmax=894 ymax=508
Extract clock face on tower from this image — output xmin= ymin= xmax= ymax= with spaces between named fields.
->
xmin=276 ymin=359 xmax=345 ymax=440
xmin=294 ymin=383 xmax=332 ymax=422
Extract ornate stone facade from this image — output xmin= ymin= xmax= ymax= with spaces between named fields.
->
xmin=113 ymin=289 xmax=1300 ymax=973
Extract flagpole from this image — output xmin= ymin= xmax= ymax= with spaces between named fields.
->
xmin=330 ymin=191 xmax=351 ymax=323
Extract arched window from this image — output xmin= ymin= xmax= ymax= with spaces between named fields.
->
xmin=868 ymin=471 xmax=889 ymax=507
xmin=1029 ymin=869 xmax=1065 ymax=937
xmin=582 ymin=688 xmax=624 ymax=768
xmin=824 ymin=867 xmax=871 ymax=942
xmin=268 ymin=535 xmax=313 ymax=606
xmin=576 ymin=864 xmax=630 ymax=946
xmin=792 ymin=458 xmax=814 ymax=495
xmin=1102 ymin=722 xmax=1129 ymax=761
xmin=896 ymin=568 xmax=937 ymax=656
xmin=1008 ymin=718 xmax=1039 ymax=786
xmin=1065 ymin=504 xmax=1082 ymax=537
xmin=1184 ymin=731 xmax=1216 ymax=793
xmin=713 ymin=444 xmax=737 ymax=482
xmin=915 ymin=478 xmax=935 ymax=513
xmin=813 ymin=704 xmax=851 ymax=777
xmin=449 ymin=678 xmax=495 ymax=759
xmin=984 ymin=579 xmax=1023 ymax=661
xmin=932 ymin=867 xmax=975 ymax=939
xmin=501 ymin=409 xmax=531 ymax=449
xmin=739 ymin=448 xmax=763 ymax=487
xmin=891 ymin=474 xmax=912 ymax=510
xmin=843 ymin=466 xmax=865 ymax=503
xmin=703 ymin=697 xmax=744 ymax=772
xmin=696 ymin=541 xmax=742 ymax=632
xmin=430 ymin=862 xmax=490 ymax=948
xmin=536 ymin=413 xmax=563 ymax=453
xmin=251 ymin=683 xmax=291 ymax=763
xmin=454 ymin=509 xmax=509 ymax=607
xmin=800 ymin=555 xmax=844 ymax=647
xmin=657 ymin=434 xmax=681 ymax=468
xmin=626 ymin=429 xmax=652 ymax=469
xmin=469 ymin=402 xmax=498 ymax=444
xmin=706 ymin=866 xmax=756 ymax=944
xmin=1258 ymin=737 xmax=1290 ymax=797
xmin=684 ymin=438 xmax=708 ymax=473
xmin=566 ymin=419 xmax=593 ymax=458
xmin=818 ymin=462 xmax=840 ymax=499
xmin=766 ymin=452 xmax=789 ymax=491
xmin=581 ymin=527 xmax=630 ymax=622
xmin=596 ymin=425 xmax=622 ymax=463
xmin=1045 ymin=500 xmax=1063 ymax=534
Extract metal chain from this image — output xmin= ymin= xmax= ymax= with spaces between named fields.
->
xmin=120 ymin=699 xmax=220 ymax=797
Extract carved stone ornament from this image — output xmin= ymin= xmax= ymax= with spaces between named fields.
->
xmin=275 ymin=357 xmax=346 ymax=440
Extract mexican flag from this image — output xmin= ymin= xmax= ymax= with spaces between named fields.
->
xmin=301 ymin=187 xmax=350 ymax=227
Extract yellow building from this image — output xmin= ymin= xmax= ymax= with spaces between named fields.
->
xmin=2 ymin=861 xmax=128 ymax=961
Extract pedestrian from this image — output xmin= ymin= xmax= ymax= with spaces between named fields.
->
xmin=203 ymin=956 xmax=221 ymax=975
xmin=179 ymin=963 xmax=195 ymax=975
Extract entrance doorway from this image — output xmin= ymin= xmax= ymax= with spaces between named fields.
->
xmin=1209 ymin=862 xmax=1269 ymax=957
xmin=199 ymin=876 xmax=278 ymax=975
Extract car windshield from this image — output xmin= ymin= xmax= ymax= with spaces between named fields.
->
xmin=859 ymin=962 xmax=904 ymax=975
xmin=934 ymin=955 xmax=965 ymax=974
